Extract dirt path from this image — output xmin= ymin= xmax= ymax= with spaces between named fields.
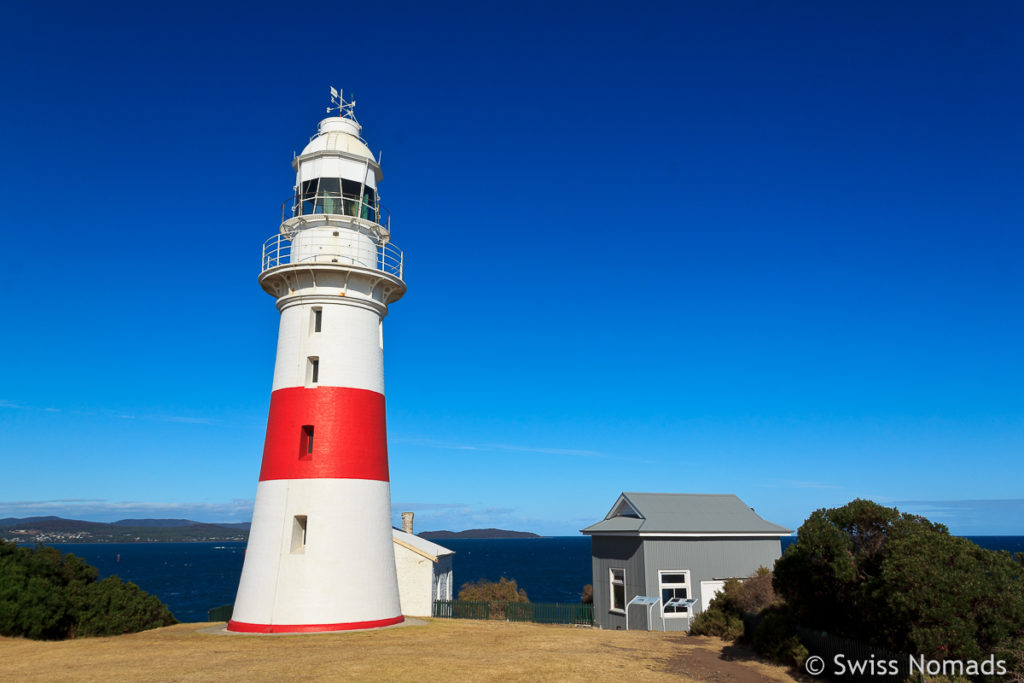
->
xmin=659 ymin=636 xmax=800 ymax=683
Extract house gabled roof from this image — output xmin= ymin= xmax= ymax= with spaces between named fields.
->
xmin=392 ymin=528 xmax=455 ymax=562
xmin=581 ymin=492 xmax=792 ymax=537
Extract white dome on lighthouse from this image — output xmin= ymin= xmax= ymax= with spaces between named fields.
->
xmin=300 ymin=116 xmax=375 ymax=161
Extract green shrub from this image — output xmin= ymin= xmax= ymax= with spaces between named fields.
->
xmin=995 ymin=633 xmax=1024 ymax=683
xmin=751 ymin=606 xmax=808 ymax=667
xmin=0 ymin=539 xmax=176 ymax=640
xmin=774 ymin=499 xmax=1024 ymax=661
xmin=688 ymin=568 xmax=778 ymax=641
xmin=690 ymin=607 xmax=744 ymax=640
xmin=70 ymin=576 xmax=176 ymax=637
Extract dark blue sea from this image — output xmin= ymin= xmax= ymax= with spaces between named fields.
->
xmin=46 ymin=535 xmax=1024 ymax=623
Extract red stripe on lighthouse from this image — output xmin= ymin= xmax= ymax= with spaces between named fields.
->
xmin=227 ymin=615 xmax=404 ymax=633
xmin=259 ymin=386 xmax=389 ymax=482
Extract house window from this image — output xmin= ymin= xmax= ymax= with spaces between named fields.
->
xmin=312 ymin=307 xmax=322 ymax=333
xmin=660 ymin=570 xmax=691 ymax=617
xmin=307 ymin=357 xmax=319 ymax=385
xmin=610 ymin=568 xmax=626 ymax=613
xmin=299 ymin=425 xmax=314 ymax=460
xmin=291 ymin=515 xmax=307 ymax=554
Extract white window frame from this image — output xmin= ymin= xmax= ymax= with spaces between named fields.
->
xmin=659 ymin=569 xmax=691 ymax=618
xmin=609 ymin=568 xmax=626 ymax=614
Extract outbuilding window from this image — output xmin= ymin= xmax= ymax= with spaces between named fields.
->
xmin=610 ymin=568 xmax=626 ymax=613
xmin=659 ymin=570 xmax=691 ymax=617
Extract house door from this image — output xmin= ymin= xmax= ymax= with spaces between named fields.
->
xmin=700 ymin=580 xmax=725 ymax=613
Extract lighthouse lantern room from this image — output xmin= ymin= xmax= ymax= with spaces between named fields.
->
xmin=228 ymin=89 xmax=406 ymax=633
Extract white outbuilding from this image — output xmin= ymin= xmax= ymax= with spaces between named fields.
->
xmin=392 ymin=512 xmax=454 ymax=617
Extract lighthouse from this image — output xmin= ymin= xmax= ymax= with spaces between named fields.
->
xmin=228 ymin=89 xmax=406 ymax=633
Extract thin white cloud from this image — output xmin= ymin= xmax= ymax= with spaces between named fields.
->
xmin=0 ymin=399 xmax=214 ymax=425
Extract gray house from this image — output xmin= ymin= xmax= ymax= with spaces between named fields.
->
xmin=582 ymin=492 xmax=792 ymax=631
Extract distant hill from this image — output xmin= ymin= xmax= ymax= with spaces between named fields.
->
xmin=419 ymin=528 xmax=541 ymax=539
xmin=0 ymin=516 xmax=66 ymax=527
xmin=111 ymin=519 xmax=251 ymax=530
xmin=0 ymin=517 xmax=250 ymax=543
xmin=112 ymin=519 xmax=200 ymax=527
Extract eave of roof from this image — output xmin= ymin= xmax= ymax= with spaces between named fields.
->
xmin=580 ymin=492 xmax=794 ymax=536
xmin=392 ymin=528 xmax=455 ymax=562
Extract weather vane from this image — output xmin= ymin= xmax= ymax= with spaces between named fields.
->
xmin=327 ymin=86 xmax=358 ymax=122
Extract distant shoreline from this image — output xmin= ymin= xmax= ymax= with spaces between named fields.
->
xmin=1 ymin=517 xmax=543 ymax=544
xmin=419 ymin=529 xmax=542 ymax=540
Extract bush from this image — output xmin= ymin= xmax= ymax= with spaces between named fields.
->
xmin=0 ymin=539 xmax=176 ymax=640
xmin=751 ymin=606 xmax=808 ymax=667
xmin=688 ymin=568 xmax=777 ymax=641
xmin=581 ymin=584 xmax=593 ymax=604
xmin=731 ymin=567 xmax=780 ymax=614
xmin=458 ymin=577 xmax=528 ymax=603
xmin=690 ymin=606 xmax=744 ymax=640
xmin=458 ymin=577 xmax=528 ymax=619
xmin=774 ymin=499 xmax=1024 ymax=662
xmin=996 ymin=633 xmax=1024 ymax=683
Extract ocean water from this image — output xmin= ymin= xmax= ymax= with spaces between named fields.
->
xmin=47 ymin=535 xmax=1023 ymax=623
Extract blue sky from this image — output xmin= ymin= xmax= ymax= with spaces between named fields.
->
xmin=1 ymin=1 xmax=1021 ymax=535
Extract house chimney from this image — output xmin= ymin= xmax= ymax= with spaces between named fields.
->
xmin=401 ymin=511 xmax=414 ymax=535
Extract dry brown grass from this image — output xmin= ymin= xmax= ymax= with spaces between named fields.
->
xmin=0 ymin=619 xmax=802 ymax=682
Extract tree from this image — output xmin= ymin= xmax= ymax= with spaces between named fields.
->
xmin=457 ymin=577 xmax=528 ymax=620
xmin=880 ymin=518 xmax=1024 ymax=660
xmin=773 ymin=499 xmax=1024 ymax=661
xmin=458 ymin=577 xmax=528 ymax=603
xmin=0 ymin=540 xmax=176 ymax=640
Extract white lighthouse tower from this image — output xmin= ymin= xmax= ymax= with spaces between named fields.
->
xmin=228 ymin=89 xmax=406 ymax=633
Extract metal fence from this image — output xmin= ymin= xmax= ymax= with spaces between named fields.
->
xmin=432 ymin=600 xmax=491 ymax=620
xmin=740 ymin=612 xmax=910 ymax=683
xmin=208 ymin=604 xmax=233 ymax=622
xmin=796 ymin=626 xmax=910 ymax=683
xmin=506 ymin=602 xmax=594 ymax=625
xmin=432 ymin=600 xmax=593 ymax=626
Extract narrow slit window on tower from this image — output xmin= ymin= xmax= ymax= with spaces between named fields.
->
xmin=291 ymin=515 xmax=307 ymax=554
xmin=307 ymin=356 xmax=319 ymax=385
xmin=312 ymin=307 xmax=322 ymax=333
xmin=299 ymin=425 xmax=314 ymax=460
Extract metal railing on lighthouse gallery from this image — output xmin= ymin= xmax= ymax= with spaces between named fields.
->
xmin=261 ymin=232 xmax=403 ymax=279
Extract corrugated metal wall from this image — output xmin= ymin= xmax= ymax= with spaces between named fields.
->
xmin=590 ymin=536 xmax=645 ymax=630
xmin=641 ymin=537 xmax=782 ymax=631
xmin=590 ymin=536 xmax=783 ymax=631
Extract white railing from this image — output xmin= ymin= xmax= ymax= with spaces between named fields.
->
xmin=261 ymin=233 xmax=404 ymax=279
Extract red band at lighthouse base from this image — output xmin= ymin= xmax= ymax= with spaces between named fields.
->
xmin=226 ymin=615 xmax=404 ymax=633
xmin=260 ymin=385 xmax=390 ymax=482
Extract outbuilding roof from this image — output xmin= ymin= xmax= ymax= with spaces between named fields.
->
xmin=392 ymin=528 xmax=455 ymax=562
xmin=580 ymin=492 xmax=792 ymax=537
